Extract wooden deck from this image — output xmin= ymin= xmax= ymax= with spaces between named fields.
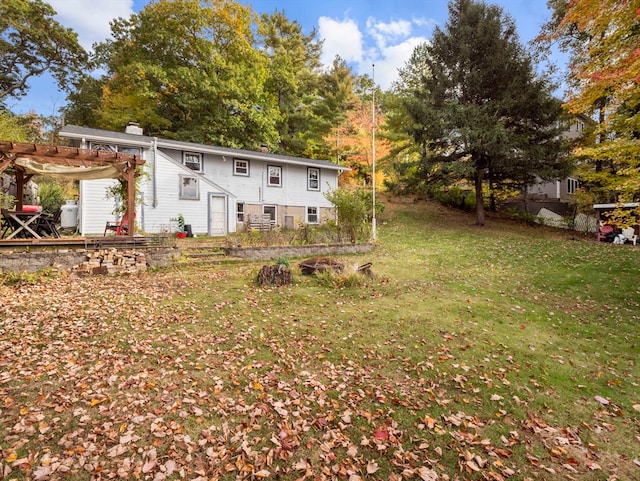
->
xmin=0 ymin=235 xmax=164 ymax=250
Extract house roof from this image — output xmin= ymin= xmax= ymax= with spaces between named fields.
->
xmin=59 ymin=125 xmax=349 ymax=172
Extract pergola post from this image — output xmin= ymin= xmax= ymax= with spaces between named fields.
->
xmin=126 ymin=164 xmax=136 ymax=236
xmin=15 ymin=166 xmax=25 ymax=211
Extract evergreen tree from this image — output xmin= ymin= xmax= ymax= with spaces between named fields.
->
xmin=257 ymin=10 xmax=323 ymax=156
xmin=398 ymin=0 xmax=567 ymax=224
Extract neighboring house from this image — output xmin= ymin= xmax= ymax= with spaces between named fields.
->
xmin=524 ymin=114 xmax=592 ymax=202
xmin=58 ymin=124 xmax=349 ymax=236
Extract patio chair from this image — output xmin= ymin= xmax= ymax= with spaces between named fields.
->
xmin=104 ymin=211 xmax=134 ymax=236
xmin=36 ymin=209 xmax=61 ymax=238
xmin=622 ymin=227 xmax=638 ymax=245
xmin=596 ymin=224 xmax=615 ymax=242
xmin=1 ymin=209 xmax=13 ymax=238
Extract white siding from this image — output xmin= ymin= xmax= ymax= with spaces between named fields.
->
xmin=201 ymin=156 xmax=337 ymax=209
xmin=77 ymin=136 xmax=343 ymax=235
xmin=79 ymin=178 xmax=120 ymax=235
xmin=138 ymin=151 xmax=234 ymax=235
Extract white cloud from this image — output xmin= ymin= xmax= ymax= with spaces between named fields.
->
xmin=366 ymin=18 xmax=412 ymax=49
xmin=412 ymin=16 xmax=437 ymax=29
xmin=318 ymin=14 xmax=430 ymax=90
xmin=48 ymin=0 xmax=134 ymax=51
xmin=363 ymin=36 xmax=428 ymax=90
xmin=318 ymin=16 xmax=364 ymax=65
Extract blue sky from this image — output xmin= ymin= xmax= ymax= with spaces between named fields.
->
xmin=9 ymin=0 xmax=565 ymax=117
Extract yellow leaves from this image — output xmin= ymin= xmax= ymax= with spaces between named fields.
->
xmin=89 ymin=396 xmax=109 ymax=407
xmin=38 ymin=421 xmax=51 ymax=434
xmin=4 ymin=452 xmax=17 ymax=463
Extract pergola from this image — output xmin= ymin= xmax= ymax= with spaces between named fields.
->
xmin=0 ymin=140 xmax=145 ymax=235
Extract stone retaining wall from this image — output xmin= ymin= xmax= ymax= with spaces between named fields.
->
xmin=0 ymin=243 xmax=372 ymax=274
xmin=224 ymin=243 xmax=374 ymax=261
xmin=0 ymin=247 xmax=181 ymax=274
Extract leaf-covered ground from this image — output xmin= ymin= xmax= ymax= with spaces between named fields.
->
xmin=1 ymin=203 xmax=639 ymax=480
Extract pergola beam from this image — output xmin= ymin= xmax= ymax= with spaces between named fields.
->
xmin=0 ymin=139 xmax=145 ymax=235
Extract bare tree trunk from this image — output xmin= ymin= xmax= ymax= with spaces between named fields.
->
xmin=474 ymin=171 xmax=485 ymax=226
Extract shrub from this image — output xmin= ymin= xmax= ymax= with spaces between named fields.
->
xmin=324 ymin=187 xmax=373 ymax=243
xmin=38 ymin=181 xmax=66 ymax=213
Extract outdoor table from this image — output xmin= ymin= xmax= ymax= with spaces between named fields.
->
xmin=3 ymin=208 xmax=43 ymax=239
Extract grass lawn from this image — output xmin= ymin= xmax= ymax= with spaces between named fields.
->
xmin=1 ymin=200 xmax=638 ymax=480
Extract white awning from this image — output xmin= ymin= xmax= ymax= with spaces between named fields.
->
xmin=15 ymin=157 xmax=122 ymax=180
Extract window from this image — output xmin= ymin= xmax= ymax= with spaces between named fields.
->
xmin=308 ymin=168 xmax=320 ymax=191
xmin=263 ymin=205 xmax=276 ymax=223
xmin=179 ymin=175 xmax=199 ymax=200
xmin=234 ymin=159 xmax=249 ymax=176
xmin=567 ymin=178 xmax=579 ymax=194
xmin=91 ymin=143 xmax=117 ymax=152
xmin=237 ymin=202 xmax=245 ymax=223
xmin=183 ymin=152 xmax=202 ymax=171
xmin=267 ymin=165 xmax=282 ymax=187
xmin=307 ymin=206 xmax=319 ymax=224
xmin=120 ymin=146 xmax=142 ymax=155
xmin=91 ymin=143 xmax=141 ymax=155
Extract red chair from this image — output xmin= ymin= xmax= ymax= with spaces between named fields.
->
xmin=104 ymin=212 xmax=134 ymax=236
xmin=596 ymin=224 xmax=614 ymax=242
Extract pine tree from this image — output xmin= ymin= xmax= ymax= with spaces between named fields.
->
xmin=398 ymin=0 xmax=567 ymax=224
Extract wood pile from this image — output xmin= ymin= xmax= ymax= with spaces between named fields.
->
xmin=73 ymin=248 xmax=147 ymax=275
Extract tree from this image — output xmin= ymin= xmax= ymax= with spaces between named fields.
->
xmin=383 ymin=44 xmax=441 ymax=195
xmin=540 ymin=0 xmax=640 ymax=212
xmin=257 ymin=10 xmax=323 ymax=156
xmin=0 ymin=0 xmax=88 ymax=103
xmin=73 ymin=0 xmax=279 ymax=149
xmin=398 ymin=0 xmax=567 ymax=225
xmin=329 ymin=74 xmax=390 ymax=187
xmin=324 ymin=187 xmax=370 ymax=243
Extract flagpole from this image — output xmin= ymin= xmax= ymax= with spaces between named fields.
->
xmin=371 ymin=63 xmax=377 ymax=241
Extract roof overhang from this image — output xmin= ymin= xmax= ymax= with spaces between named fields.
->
xmin=593 ymin=203 xmax=639 ymax=209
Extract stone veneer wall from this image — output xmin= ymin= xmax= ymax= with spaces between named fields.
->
xmin=0 ymin=247 xmax=181 ymax=274
xmin=224 ymin=242 xmax=374 ymax=261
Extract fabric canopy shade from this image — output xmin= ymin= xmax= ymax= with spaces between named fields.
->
xmin=0 ymin=140 xmax=145 ymax=234
xmin=15 ymin=157 xmax=123 ymax=180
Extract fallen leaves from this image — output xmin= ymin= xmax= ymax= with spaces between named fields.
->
xmin=0 ymin=272 xmax=637 ymax=480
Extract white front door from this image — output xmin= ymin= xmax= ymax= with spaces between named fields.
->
xmin=209 ymin=194 xmax=227 ymax=236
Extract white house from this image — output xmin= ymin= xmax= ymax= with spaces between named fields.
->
xmin=524 ymin=114 xmax=594 ymax=202
xmin=58 ymin=124 xmax=349 ymax=236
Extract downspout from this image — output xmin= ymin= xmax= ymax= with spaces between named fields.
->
xmin=152 ymin=137 xmax=158 ymax=207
